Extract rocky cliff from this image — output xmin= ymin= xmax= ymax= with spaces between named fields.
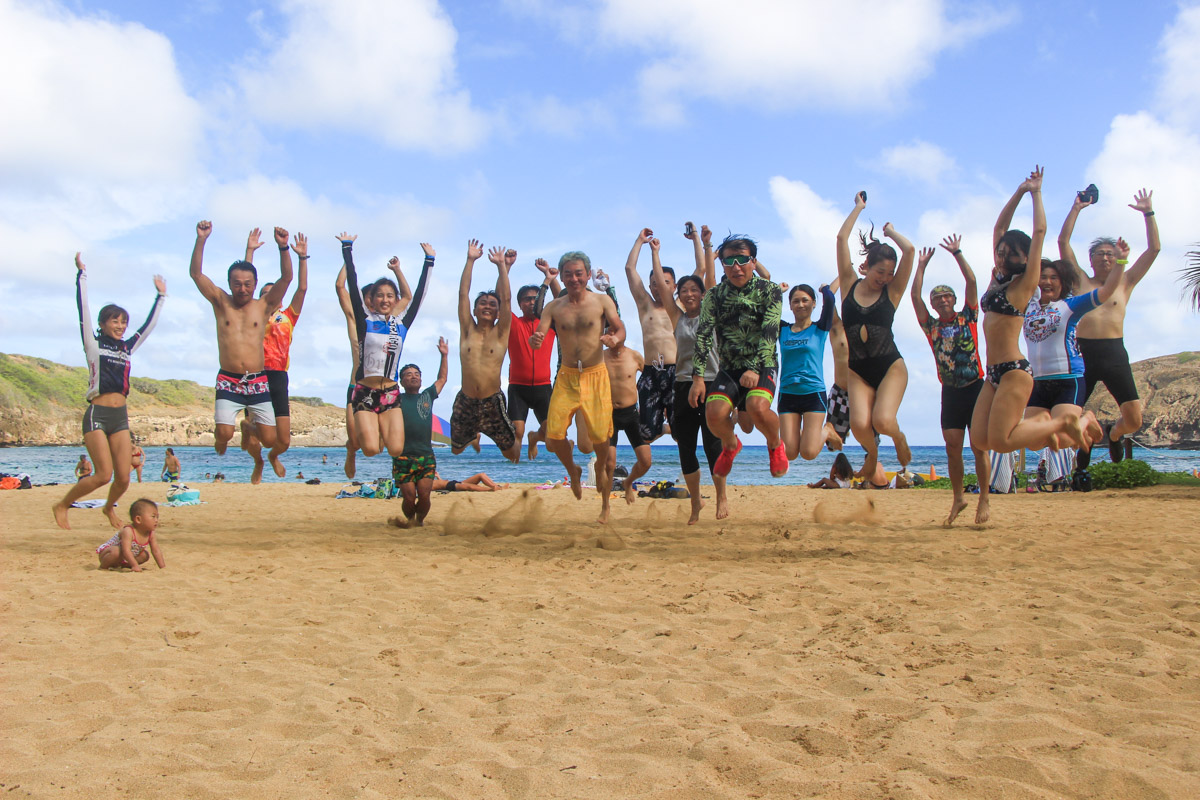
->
xmin=0 ymin=353 xmax=347 ymax=447
xmin=1085 ymin=351 xmax=1200 ymax=449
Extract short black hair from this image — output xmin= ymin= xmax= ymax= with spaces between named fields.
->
xmin=518 ymin=285 xmax=541 ymax=301
xmin=475 ymin=290 xmax=499 ymax=304
xmin=129 ymin=498 xmax=157 ymax=519
xmin=717 ymin=234 xmax=758 ymax=259
xmin=228 ymin=260 xmax=257 ymax=282
xmin=675 ymin=275 xmax=704 ymax=294
xmin=789 ymin=283 xmax=816 ymax=301
xmin=399 ymin=363 xmax=421 ymax=378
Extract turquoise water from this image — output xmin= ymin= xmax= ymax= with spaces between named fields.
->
xmin=5 ymin=442 xmax=1198 ymax=489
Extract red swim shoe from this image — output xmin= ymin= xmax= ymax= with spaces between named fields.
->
xmin=769 ymin=441 xmax=789 ymax=477
xmin=714 ymin=437 xmax=742 ymax=477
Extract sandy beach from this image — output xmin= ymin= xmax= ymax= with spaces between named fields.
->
xmin=3 ymin=482 xmax=1199 ymax=799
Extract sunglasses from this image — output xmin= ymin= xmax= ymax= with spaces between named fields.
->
xmin=721 ymin=254 xmax=753 ymax=267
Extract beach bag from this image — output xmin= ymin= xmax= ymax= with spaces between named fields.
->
xmin=1071 ymin=469 xmax=1093 ymax=493
xmin=167 ymin=484 xmax=201 ymax=506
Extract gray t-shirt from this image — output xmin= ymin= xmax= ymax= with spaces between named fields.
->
xmin=675 ymin=313 xmax=719 ymax=381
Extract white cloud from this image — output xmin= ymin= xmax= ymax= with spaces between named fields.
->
xmin=768 ymin=176 xmax=847 ymax=273
xmin=572 ymin=0 xmax=1014 ymax=122
xmin=877 ymin=140 xmax=957 ymax=185
xmin=1157 ymin=4 xmax=1200 ymax=130
xmin=237 ymin=0 xmax=488 ymax=153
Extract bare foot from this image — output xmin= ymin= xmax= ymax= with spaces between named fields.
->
xmin=944 ymin=498 xmax=969 ymax=528
xmin=250 ymin=454 xmax=265 ymax=485
xmin=715 ymin=495 xmax=730 ymax=520
xmin=894 ymin=433 xmax=912 ymax=469
xmin=102 ymin=504 xmax=123 ymax=529
xmin=597 ymin=508 xmax=610 ymax=524
xmin=52 ymin=502 xmax=71 ymax=530
xmin=567 ymin=463 xmax=583 ymax=500
xmin=824 ymin=422 xmax=844 ymax=451
xmin=527 ymin=432 xmax=539 ymax=460
xmin=344 ymin=448 xmax=356 ymax=479
xmin=623 ymin=476 xmax=637 ymax=505
xmin=1061 ymin=413 xmax=1086 ymax=449
xmin=268 ymin=452 xmax=285 ymax=478
xmin=856 ymin=451 xmax=878 ymax=479
xmin=688 ymin=498 xmax=705 ymax=525
xmin=975 ymin=499 xmax=991 ymax=525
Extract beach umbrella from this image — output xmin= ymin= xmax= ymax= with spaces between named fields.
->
xmin=432 ymin=414 xmax=451 ymax=446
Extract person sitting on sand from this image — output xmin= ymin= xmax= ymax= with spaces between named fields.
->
xmin=808 ymin=453 xmax=854 ymax=489
xmin=161 ymin=448 xmax=180 ymax=483
xmin=130 ymin=444 xmax=145 ymax=483
xmin=95 ymin=498 xmax=165 ymax=572
xmin=531 ymin=250 xmax=625 ymax=523
xmin=855 ymin=459 xmax=891 ymax=490
xmin=390 ymin=337 xmax=450 ymax=528
xmin=431 ymin=472 xmax=510 ymax=492
xmin=603 ymin=333 xmax=650 ymax=507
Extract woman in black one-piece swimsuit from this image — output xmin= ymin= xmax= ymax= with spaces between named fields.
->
xmin=835 ymin=192 xmax=916 ymax=479
xmin=970 ymin=166 xmax=1085 ymax=524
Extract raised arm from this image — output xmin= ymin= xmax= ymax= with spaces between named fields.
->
xmin=533 ymin=258 xmax=560 ymax=312
xmin=1056 ymin=193 xmax=1092 ymax=272
xmin=883 ymin=223 xmax=917 ymax=306
xmin=910 ymin=246 xmax=934 ymax=327
xmin=1123 ymin=189 xmax=1160 ymax=290
xmin=338 ymin=233 xmax=366 ymax=330
xmin=189 ymin=220 xmax=223 ymax=305
xmin=943 ymin=234 xmax=978 ymax=309
xmin=459 ymin=239 xmax=481 ymax=331
xmin=261 ymin=227 xmax=293 ymax=312
xmin=1011 ymin=167 xmax=1046 ymax=300
xmin=1095 ymin=251 xmax=1126 ymax=305
xmin=288 ymin=232 xmax=308 ymax=314
xmin=75 ymin=253 xmax=97 ymax=352
xmin=995 ymin=174 xmax=1035 ymax=250
xmin=433 ymin=336 xmax=450 ymax=395
xmin=649 ymin=237 xmax=681 ymax=327
xmin=701 ymin=226 xmax=717 ymax=289
xmin=753 ymin=260 xmax=771 ymax=280
xmin=837 ymin=192 xmax=867 ymax=300
xmin=624 ymin=228 xmax=655 ymax=311
xmin=400 ymin=243 xmax=435 ymax=329
xmin=488 ymin=245 xmax=513 ymax=339
xmin=128 ymin=273 xmax=167 ymax=352
xmin=383 ymin=257 xmax=413 ymax=316
xmin=334 ymin=264 xmax=355 ymax=329
xmin=684 ymin=221 xmax=706 ymax=280
xmin=244 ymin=228 xmax=265 ymax=264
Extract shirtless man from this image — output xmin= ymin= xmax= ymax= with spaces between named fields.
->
xmin=189 ymin=220 xmax=293 ymax=457
xmin=1058 ymin=188 xmax=1160 ymax=464
xmin=604 ymin=340 xmax=650 ymax=506
xmin=507 ymin=256 xmax=561 ymax=459
xmin=531 ymin=251 xmax=625 ymax=523
xmin=623 ymin=226 xmax=707 ymax=443
xmin=452 ymin=241 xmax=520 ymax=463
xmin=240 ymin=228 xmax=309 ymax=483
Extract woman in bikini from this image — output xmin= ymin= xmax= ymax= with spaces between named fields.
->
xmin=53 ymin=253 xmax=165 ymax=530
xmin=971 ymin=167 xmax=1085 ymax=524
xmin=836 ymin=192 xmax=916 ymax=479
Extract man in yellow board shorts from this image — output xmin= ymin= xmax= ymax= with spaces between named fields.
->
xmin=531 ymin=251 xmax=625 ymax=523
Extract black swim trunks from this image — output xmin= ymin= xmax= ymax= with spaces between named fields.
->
xmin=82 ymin=403 xmax=130 ymax=437
xmin=778 ymin=391 xmax=828 ymax=416
xmin=706 ymin=368 xmax=776 ymax=410
xmin=637 ymin=363 xmax=676 ymax=442
xmin=940 ymin=380 xmax=983 ymax=430
xmin=507 ymin=383 xmax=552 ymax=426
xmin=1027 ymin=377 xmax=1086 ymax=410
xmin=450 ymin=391 xmax=517 ymax=452
xmin=266 ymin=369 xmax=290 ymax=418
xmin=610 ymin=404 xmax=647 ymax=448
xmin=1078 ymin=337 xmax=1139 ymax=406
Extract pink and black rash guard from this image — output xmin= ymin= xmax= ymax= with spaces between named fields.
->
xmin=76 ymin=270 xmax=165 ymax=401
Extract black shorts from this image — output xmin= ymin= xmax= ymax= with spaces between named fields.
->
xmin=1079 ymin=338 xmax=1139 ymax=406
xmin=778 ymin=391 xmax=828 ymax=415
xmin=940 ymin=380 xmax=983 ymax=430
xmin=507 ymin=383 xmax=552 ymax=425
xmin=637 ymin=363 xmax=676 ymax=441
xmin=1027 ymin=377 xmax=1086 ymax=410
xmin=706 ymin=368 xmax=777 ymax=410
xmin=82 ymin=403 xmax=130 ymax=436
xmin=610 ymin=404 xmax=646 ymax=448
xmin=266 ymin=370 xmax=290 ymax=418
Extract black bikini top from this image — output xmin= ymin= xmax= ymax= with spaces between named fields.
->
xmin=981 ymin=276 xmax=1024 ymax=318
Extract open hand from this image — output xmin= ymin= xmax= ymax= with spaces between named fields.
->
xmin=917 ymin=246 xmax=935 ymax=267
xmin=1129 ymin=188 xmax=1154 ymax=215
xmin=1116 ymin=237 xmax=1131 ymax=260
xmin=336 ymin=231 xmax=356 ymax=244
xmin=437 ymin=336 xmax=449 ymax=355
xmin=466 ymin=239 xmax=483 ymax=261
xmin=1021 ymin=165 xmax=1044 ymax=193
xmin=291 ymin=232 xmax=308 ymax=259
xmin=153 ymin=275 xmax=167 ymax=294
xmin=487 ymin=245 xmax=507 ymax=267
xmin=939 ymin=234 xmax=962 ymax=254
xmin=420 ymin=242 xmax=435 ymax=258
xmin=246 ymin=228 xmax=265 ymax=253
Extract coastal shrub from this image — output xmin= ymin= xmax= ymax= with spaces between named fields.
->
xmin=1088 ymin=459 xmax=1160 ymax=490
xmin=0 ymin=354 xmax=86 ymax=408
xmin=1156 ymin=470 xmax=1200 ymax=486
xmin=291 ymin=396 xmax=329 ymax=408
xmin=1178 ymin=352 xmax=1199 ymax=364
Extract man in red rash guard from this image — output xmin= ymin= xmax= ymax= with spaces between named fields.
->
xmin=507 ymin=253 xmax=561 ymax=459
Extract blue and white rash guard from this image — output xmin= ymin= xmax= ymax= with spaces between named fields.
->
xmin=342 ymin=241 xmax=432 ymax=383
xmin=76 ymin=269 xmax=165 ymax=401
xmin=1023 ymin=288 xmax=1101 ymax=379
xmin=778 ymin=285 xmax=836 ymax=395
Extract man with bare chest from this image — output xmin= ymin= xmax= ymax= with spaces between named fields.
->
xmin=189 ymin=220 xmax=294 ymax=457
xmin=1058 ymin=188 xmax=1160 ymax=463
xmin=623 ymin=226 xmax=707 ymax=443
xmin=452 ymin=240 xmax=520 ymax=463
xmin=532 ymin=252 xmax=625 ymax=520
xmin=604 ymin=342 xmax=650 ymax=510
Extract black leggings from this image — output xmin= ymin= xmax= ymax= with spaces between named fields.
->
xmin=672 ymin=385 xmax=722 ymax=476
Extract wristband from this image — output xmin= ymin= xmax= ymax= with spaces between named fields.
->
xmin=279 ymin=245 xmax=288 ymax=251
xmin=298 ymin=255 xmax=309 ymax=260
xmin=952 ymin=249 xmax=962 ymax=255
xmin=1116 ymin=259 xmax=1128 ymax=265
xmin=1144 ymin=211 xmax=1155 ymax=217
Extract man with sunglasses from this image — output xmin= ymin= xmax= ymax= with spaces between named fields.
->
xmin=1057 ymin=188 xmax=1160 ymax=465
xmin=507 ymin=255 xmax=562 ymax=459
xmin=688 ymin=234 xmax=787 ymax=478
xmin=451 ymin=240 xmax=521 ymax=463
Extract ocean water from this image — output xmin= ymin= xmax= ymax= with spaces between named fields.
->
xmin=5 ymin=441 xmax=1199 ymax=489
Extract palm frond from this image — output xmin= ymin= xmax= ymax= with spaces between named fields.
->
xmin=1183 ymin=246 xmax=1200 ymax=312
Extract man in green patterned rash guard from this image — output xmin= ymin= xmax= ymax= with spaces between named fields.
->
xmin=688 ymin=234 xmax=788 ymax=479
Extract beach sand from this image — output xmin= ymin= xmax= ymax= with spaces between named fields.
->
xmin=3 ymin=482 xmax=1199 ymax=799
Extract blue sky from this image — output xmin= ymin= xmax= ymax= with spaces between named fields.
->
xmin=2 ymin=0 xmax=1198 ymax=448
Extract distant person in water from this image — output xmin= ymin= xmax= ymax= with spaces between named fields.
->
xmin=189 ymin=220 xmax=293 ymax=465
xmin=53 ymin=252 xmax=166 ymax=530
xmin=95 ymin=498 xmax=165 ymax=572
xmin=238 ymin=228 xmax=310 ymax=483
xmin=161 ymin=448 xmax=180 ymax=482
